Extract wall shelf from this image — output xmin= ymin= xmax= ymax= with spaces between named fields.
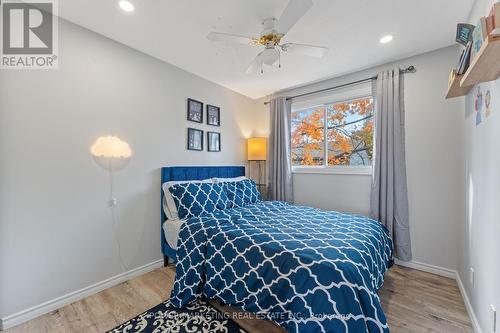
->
xmin=446 ymin=72 xmax=472 ymax=99
xmin=460 ymin=35 xmax=500 ymax=87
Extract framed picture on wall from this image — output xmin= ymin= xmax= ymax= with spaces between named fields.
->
xmin=187 ymin=128 xmax=203 ymax=151
xmin=187 ymin=98 xmax=203 ymax=123
xmin=206 ymin=105 xmax=220 ymax=126
xmin=207 ymin=132 xmax=221 ymax=152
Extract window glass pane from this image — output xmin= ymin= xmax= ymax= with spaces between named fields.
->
xmin=327 ymin=97 xmax=374 ymax=166
xmin=291 ymin=106 xmax=325 ymax=166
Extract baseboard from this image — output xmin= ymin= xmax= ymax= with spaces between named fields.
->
xmin=455 ymin=272 xmax=483 ymax=333
xmin=394 ymin=259 xmax=482 ymax=333
xmin=0 ymin=259 xmax=163 ymax=331
xmin=394 ymin=259 xmax=457 ymax=279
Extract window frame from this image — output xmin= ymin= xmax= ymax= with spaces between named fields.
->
xmin=291 ymin=93 xmax=375 ymax=176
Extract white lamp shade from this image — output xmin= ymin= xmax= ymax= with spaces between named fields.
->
xmin=91 ymin=136 xmax=132 ymax=171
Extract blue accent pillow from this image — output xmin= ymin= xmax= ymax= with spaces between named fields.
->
xmin=168 ymin=183 xmax=230 ymax=219
xmin=224 ymin=179 xmax=261 ymax=208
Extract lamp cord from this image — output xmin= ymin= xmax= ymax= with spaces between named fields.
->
xmin=108 ymin=169 xmax=127 ymax=273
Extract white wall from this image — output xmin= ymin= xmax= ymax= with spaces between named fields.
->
xmin=0 ymin=19 xmax=259 ymax=321
xmin=293 ymin=173 xmax=372 ymax=215
xmin=254 ymin=46 xmax=465 ymax=270
xmin=458 ymin=1 xmax=500 ymax=332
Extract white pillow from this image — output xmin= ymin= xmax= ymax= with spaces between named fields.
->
xmin=162 ymin=178 xmax=213 ymax=220
xmin=212 ymin=176 xmax=248 ymax=183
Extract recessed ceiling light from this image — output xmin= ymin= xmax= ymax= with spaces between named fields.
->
xmin=119 ymin=0 xmax=134 ymax=12
xmin=380 ymin=35 xmax=393 ymax=44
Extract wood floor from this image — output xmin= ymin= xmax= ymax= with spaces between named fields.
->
xmin=4 ymin=265 xmax=473 ymax=333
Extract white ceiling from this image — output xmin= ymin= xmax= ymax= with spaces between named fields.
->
xmin=57 ymin=0 xmax=474 ymax=99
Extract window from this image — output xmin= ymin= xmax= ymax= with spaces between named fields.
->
xmin=291 ymin=95 xmax=374 ymax=172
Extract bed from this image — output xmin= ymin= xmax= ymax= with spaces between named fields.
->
xmin=161 ymin=166 xmax=393 ymax=333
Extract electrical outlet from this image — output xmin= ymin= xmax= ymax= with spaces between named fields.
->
xmin=491 ymin=304 xmax=497 ymax=333
xmin=470 ymin=267 xmax=475 ymax=287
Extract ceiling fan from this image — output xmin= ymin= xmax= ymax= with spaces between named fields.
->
xmin=207 ymin=0 xmax=328 ymax=74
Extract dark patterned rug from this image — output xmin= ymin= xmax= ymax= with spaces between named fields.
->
xmin=107 ymin=298 xmax=247 ymax=333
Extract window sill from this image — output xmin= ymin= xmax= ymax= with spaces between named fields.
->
xmin=292 ymin=166 xmax=373 ymax=176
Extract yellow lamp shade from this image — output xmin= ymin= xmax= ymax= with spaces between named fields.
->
xmin=247 ymin=137 xmax=267 ymax=161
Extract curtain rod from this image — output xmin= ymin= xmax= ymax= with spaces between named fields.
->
xmin=263 ymin=65 xmax=416 ymax=105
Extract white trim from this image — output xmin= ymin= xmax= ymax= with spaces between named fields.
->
xmin=0 ymin=259 xmax=163 ymax=331
xmin=394 ymin=260 xmax=482 ymax=332
xmin=394 ymin=259 xmax=456 ymax=279
xmin=456 ymin=272 xmax=483 ymax=333
xmin=292 ymin=166 xmax=373 ymax=176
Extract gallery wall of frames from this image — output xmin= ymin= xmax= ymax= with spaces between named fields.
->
xmin=186 ymin=98 xmax=221 ymax=152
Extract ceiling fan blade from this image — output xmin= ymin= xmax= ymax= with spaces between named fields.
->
xmin=275 ymin=0 xmax=313 ymax=35
xmin=281 ymin=43 xmax=328 ymax=58
xmin=207 ymin=32 xmax=256 ymax=45
xmin=246 ymin=53 xmax=263 ymax=74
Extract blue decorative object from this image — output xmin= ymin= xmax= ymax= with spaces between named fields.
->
xmin=170 ymin=201 xmax=393 ymax=333
xmin=160 ymin=166 xmax=245 ymax=263
xmin=224 ymin=179 xmax=261 ymax=207
xmin=169 ymin=183 xmax=230 ymax=219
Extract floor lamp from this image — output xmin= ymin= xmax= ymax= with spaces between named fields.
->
xmin=247 ymin=137 xmax=267 ymax=199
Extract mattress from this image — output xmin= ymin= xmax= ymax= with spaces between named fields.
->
xmin=162 ymin=219 xmax=184 ymax=250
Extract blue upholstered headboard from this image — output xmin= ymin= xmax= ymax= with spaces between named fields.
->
xmin=160 ymin=166 xmax=245 ymax=261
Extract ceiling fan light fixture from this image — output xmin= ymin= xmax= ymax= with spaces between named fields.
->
xmin=208 ymin=0 xmax=325 ymax=74
xmin=261 ymin=48 xmax=279 ymax=65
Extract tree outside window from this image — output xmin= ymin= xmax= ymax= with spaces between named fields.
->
xmin=291 ymin=96 xmax=374 ymax=167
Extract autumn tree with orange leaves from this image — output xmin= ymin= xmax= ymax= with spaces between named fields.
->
xmin=291 ymin=97 xmax=374 ymax=166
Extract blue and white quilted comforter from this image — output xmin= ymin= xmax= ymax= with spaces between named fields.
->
xmin=170 ymin=201 xmax=393 ymax=333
